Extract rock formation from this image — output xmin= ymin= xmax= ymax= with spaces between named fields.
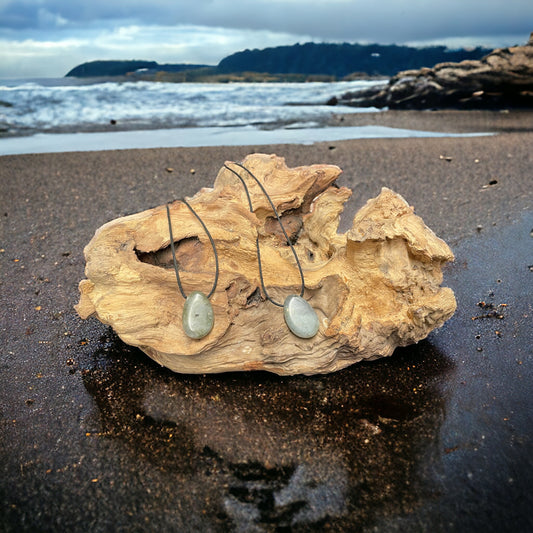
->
xmin=336 ymin=33 xmax=533 ymax=109
xmin=76 ymin=154 xmax=456 ymax=375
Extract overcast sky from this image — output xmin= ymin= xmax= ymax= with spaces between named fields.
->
xmin=1 ymin=0 xmax=531 ymax=78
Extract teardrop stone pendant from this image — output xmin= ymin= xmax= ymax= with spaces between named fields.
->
xmin=283 ymin=295 xmax=319 ymax=339
xmin=182 ymin=291 xmax=214 ymax=340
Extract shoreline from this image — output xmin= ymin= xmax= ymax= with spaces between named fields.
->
xmin=2 ymin=108 xmax=532 ymax=156
xmin=325 ymin=108 xmax=533 ymax=133
xmin=0 ymin=122 xmax=494 ymax=156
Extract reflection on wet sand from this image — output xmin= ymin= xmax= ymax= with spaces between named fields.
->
xmin=82 ymin=332 xmax=453 ymax=531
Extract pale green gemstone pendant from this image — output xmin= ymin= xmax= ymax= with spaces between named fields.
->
xmin=283 ymin=295 xmax=319 ymax=339
xmin=182 ymin=291 xmax=214 ymax=340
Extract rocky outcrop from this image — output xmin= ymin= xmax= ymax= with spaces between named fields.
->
xmin=337 ymin=34 xmax=533 ymax=109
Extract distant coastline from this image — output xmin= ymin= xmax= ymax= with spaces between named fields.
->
xmin=64 ymin=42 xmax=492 ymax=83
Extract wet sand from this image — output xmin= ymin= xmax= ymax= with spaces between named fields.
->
xmin=326 ymin=108 xmax=533 ymax=134
xmin=1 ymin=113 xmax=532 ymax=531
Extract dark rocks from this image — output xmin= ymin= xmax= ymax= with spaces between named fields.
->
xmin=336 ymin=34 xmax=533 ymax=110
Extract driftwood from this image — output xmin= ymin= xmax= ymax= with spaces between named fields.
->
xmin=76 ymin=153 xmax=456 ymax=375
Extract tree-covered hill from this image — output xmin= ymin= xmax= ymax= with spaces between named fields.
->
xmin=217 ymin=42 xmax=492 ymax=77
xmin=66 ymin=60 xmax=208 ymax=77
xmin=65 ymin=43 xmax=493 ymax=80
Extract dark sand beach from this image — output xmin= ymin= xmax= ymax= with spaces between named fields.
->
xmin=1 ymin=111 xmax=532 ymax=531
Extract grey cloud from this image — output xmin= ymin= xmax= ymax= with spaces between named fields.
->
xmin=0 ymin=0 xmax=531 ymax=45
xmin=0 ymin=1 xmax=41 ymax=29
xmin=189 ymin=1 xmax=532 ymax=44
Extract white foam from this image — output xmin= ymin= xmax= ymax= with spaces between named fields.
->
xmin=0 ymin=125 xmax=493 ymax=156
xmin=0 ymin=79 xmax=383 ymax=132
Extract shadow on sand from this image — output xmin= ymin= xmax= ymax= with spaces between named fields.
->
xmin=81 ymin=330 xmax=453 ymax=531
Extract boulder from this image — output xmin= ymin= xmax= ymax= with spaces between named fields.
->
xmin=337 ymin=33 xmax=533 ymax=109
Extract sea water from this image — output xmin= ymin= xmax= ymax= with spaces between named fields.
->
xmin=0 ymin=78 xmax=491 ymax=155
xmin=0 ymin=78 xmax=381 ymax=136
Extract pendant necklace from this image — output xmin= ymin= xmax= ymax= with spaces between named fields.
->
xmin=166 ymin=199 xmax=219 ymax=340
xmin=224 ymin=162 xmax=319 ymax=339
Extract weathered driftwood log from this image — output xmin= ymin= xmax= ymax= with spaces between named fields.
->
xmin=76 ymin=153 xmax=456 ymax=375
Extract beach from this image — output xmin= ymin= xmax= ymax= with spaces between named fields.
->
xmin=1 ymin=111 xmax=532 ymax=531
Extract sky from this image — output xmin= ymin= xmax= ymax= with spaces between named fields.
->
xmin=0 ymin=0 xmax=531 ymax=78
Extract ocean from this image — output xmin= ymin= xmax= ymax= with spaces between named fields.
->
xmin=0 ymin=78 xmax=380 ymax=136
xmin=0 ymin=78 xmax=491 ymax=155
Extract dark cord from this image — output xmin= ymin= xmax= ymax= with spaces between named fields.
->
xmin=223 ymin=161 xmax=305 ymax=307
xmin=166 ymin=199 xmax=219 ymax=300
